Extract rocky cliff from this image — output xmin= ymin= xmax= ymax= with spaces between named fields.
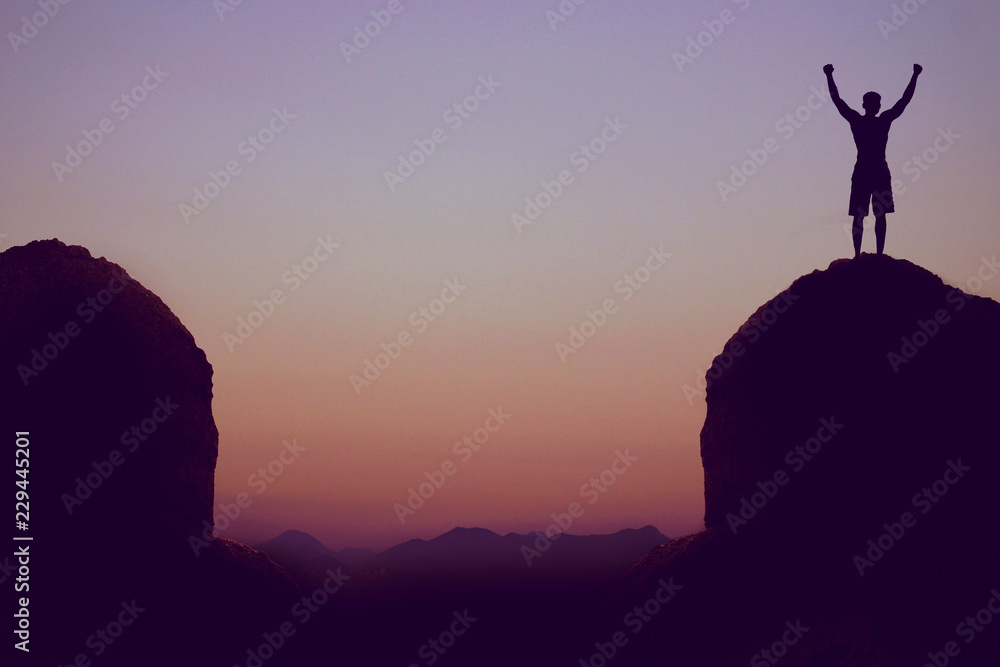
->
xmin=1 ymin=240 xmax=300 ymax=667
xmin=611 ymin=255 xmax=1000 ymax=666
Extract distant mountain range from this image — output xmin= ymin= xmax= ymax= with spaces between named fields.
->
xmin=256 ymin=526 xmax=670 ymax=589
xmin=258 ymin=529 xmax=375 ymax=568
xmin=254 ymin=530 xmax=374 ymax=589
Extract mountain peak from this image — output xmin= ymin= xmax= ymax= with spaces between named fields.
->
xmin=701 ymin=254 xmax=1000 ymax=527
xmin=437 ymin=526 xmax=501 ymax=540
xmin=617 ymin=256 xmax=1000 ymax=665
xmin=1 ymin=239 xmax=299 ymax=664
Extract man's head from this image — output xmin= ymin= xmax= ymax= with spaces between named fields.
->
xmin=862 ymin=91 xmax=882 ymax=116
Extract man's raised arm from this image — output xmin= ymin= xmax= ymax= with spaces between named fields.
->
xmin=883 ymin=64 xmax=922 ymax=121
xmin=824 ymin=64 xmax=857 ymax=121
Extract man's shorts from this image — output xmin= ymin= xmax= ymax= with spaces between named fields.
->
xmin=849 ymin=161 xmax=894 ymax=216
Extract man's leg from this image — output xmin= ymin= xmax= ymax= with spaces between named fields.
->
xmin=852 ymin=214 xmax=865 ymax=258
xmin=875 ymin=215 xmax=886 ymax=255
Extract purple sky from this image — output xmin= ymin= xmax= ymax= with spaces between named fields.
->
xmin=2 ymin=0 xmax=998 ymax=550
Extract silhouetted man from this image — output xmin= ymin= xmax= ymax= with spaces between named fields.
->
xmin=824 ymin=63 xmax=922 ymax=258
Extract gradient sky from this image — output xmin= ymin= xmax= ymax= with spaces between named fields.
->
xmin=3 ymin=0 xmax=999 ymax=550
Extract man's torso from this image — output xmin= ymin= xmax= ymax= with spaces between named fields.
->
xmin=849 ymin=114 xmax=893 ymax=166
